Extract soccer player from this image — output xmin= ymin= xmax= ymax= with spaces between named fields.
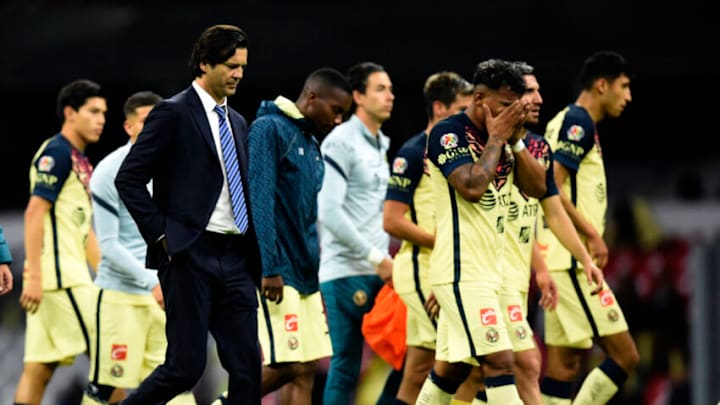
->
xmin=316 ymin=61 xmax=395 ymax=404
xmin=538 ymin=50 xmax=640 ymax=404
xmin=83 ymin=91 xmax=196 ymax=404
xmin=15 ymin=79 xmax=106 ymax=405
xmin=244 ymin=67 xmax=352 ymax=404
xmin=415 ymin=59 xmax=546 ymax=405
xmin=382 ymin=71 xmax=473 ymax=404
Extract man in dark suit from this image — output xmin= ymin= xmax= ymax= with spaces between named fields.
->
xmin=115 ymin=24 xmax=261 ymax=405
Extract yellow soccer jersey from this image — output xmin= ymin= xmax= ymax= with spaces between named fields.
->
xmin=540 ymin=105 xmax=606 ymax=271
xmin=426 ymin=113 xmax=514 ymax=287
xmin=385 ymin=132 xmax=435 ymax=296
xmin=502 ymin=132 xmax=557 ymax=292
xmin=29 ymin=134 xmax=94 ymax=290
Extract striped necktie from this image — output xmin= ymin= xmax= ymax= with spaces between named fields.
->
xmin=213 ymin=105 xmax=249 ymax=234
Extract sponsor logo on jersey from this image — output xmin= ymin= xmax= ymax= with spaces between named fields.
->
xmin=392 ymin=157 xmax=408 ymax=174
xmin=285 ymin=314 xmax=298 ymax=332
xmin=440 ymin=133 xmax=459 ymax=149
xmin=480 ymin=308 xmax=497 ymax=326
xmin=599 ymin=290 xmax=614 ymax=307
xmin=507 ymin=305 xmax=523 ymax=322
xmin=111 ymin=344 xmax=128 ymax=360
xmin=566 ymin=125 xmax=585 ymax=141
xmin=38 ymin=155 xmax=55 ymax=172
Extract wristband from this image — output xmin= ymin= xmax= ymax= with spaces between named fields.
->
xmin=367 ymin=246 xmax=385 ymax=267
xmin=511 ymin=139 xmax=526 ymax=153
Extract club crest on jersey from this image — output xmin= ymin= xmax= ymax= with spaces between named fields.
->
xmin=608 ymin=309 xmax=619 ymax=322
xmin=566 ymin=125 xmax=585 ymax=141
xmin=486 ymin=328 xmax=499 ymax=343
xmin=515 ymin=326 xmax=528 ymax=340
xmin=440 ymin=133 xmax=458 ymax=149
xmin=392 ymin=157 xmax=408 ymax=174
xmin=38 ymin=155 xmax=55 ymax=172
xmin=110 ymin=364 xmax=124 ymax=377
xmin=288 ymin=336 xmax=299 ymax=350
xmin=353 ymin=290 xmax=368 ymax=306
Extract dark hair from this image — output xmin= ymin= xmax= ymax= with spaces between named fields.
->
xmin=123 ymin=91 xmax=162 ymax=118
xmin=423 ymin=71 xmax=473 ymax=119
xmin=472 ymin=59 xmax=526 ymax=95
xmin=578 ymin=50 xmax=633 ymax=91
xmin=189 ymin=24 xmax=248 ymax=78
xmin=56 ymin=79 xmax=103 ymax=124
xmin=305 ymin=67 xmax=352 ymax=96
xmin=346 ymin=61 xmax=386 ymax=94
xmin=512 ymin=61 xmax=535 ymax=76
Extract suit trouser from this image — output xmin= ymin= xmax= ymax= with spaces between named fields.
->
xmin=123 ymin=231 xmax=260 ymax=405
xmin=320 ymin=274 xmax=384 ymax=404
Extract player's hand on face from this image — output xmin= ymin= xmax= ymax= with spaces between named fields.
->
xmin=482 ymin=99 xmax=529 ymax=142
xmin=261 ymin=275 xmax=284 ymax=304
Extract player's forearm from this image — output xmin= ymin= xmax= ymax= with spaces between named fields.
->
xmin=513 ymin=148 xmax=546 ymax=198
xmin=23 ymin=209 xmax=44 ymax=280
xmin=383 ymin=214 xmax=434 ymax=249
xmin=452 ymin=137 xmax=504 ymax=202
xmin=542 ymin=197 xmax=593 ymax=264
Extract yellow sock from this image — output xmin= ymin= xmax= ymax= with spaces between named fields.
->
xmin=572 ymin=368 xmax=619 ymax=404
xmin=486 ymin=384 xmax=522 ymax=405
xmin=167 ymin=391 xmax=197 ymax=405
xmin=471 ymin=398 xmax=488 ymax=405
xmin=450 ymin=400 xmax=472 ymax=405
xmin=80 ymin=393 xmax=103 ymax=405
xmin=416 ymin=377 xmax=453 ymax=405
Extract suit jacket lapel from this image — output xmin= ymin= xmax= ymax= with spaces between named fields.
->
xmin=184 ymin=87 xmax=219 ymax=158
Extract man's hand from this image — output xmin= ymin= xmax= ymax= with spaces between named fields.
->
xmin=424 ymin=290 xmax=440 ymax=320
xmin=151 ymin=284 xmax=164 ymax=309
xmin=262 ymin=275 xmax=284 ymax=303
xmin=586 ymin=233 xmax=608 ymax=269
xmin=19 ymin=267 xmax=42 ymax=313
xmin=581 ymin=259 xmax=605 ymax=296
xmin=482 ymin=99 xmax=529 ymax=142
xmin=376 ymin=257 xmax=393 ymax=288
xmin=0 ymin=264 xmax=13 ymax=295
xmin=535 ymin=270 xmax=559 ymax=311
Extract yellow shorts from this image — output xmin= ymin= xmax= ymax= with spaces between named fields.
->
xmin=499 ymin=290 xmax=535 ymax=352
xmin=544 ymin=268 xmax=629 ymax=348
xmin=258 ymin=286 xmax=332 ymax=365
xmin=87 ymin=289 xmax=166 ymax=387
xmin=433 ymin=282 xmax=512 ymax=365
xmin=399 ymin=289 xmax=436 ymax=350
xmin=24 ymin=284 xmax=97 ymax=365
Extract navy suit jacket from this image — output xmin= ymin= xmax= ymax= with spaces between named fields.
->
xmin=115 ymin=86 xmax=260 ymax=283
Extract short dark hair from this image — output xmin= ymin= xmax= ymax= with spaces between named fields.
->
xmin=189 ymin=24 xmax=248 ymax=78
xmin=472 ymin=59 xmax=526 ymax=95
xmin=512 ymin=61 xmax=535 ymax=76
xmin=123 ymin=91 xmax=162 ymax=118
xmin=578 ymin=50 xmax=633 ymax=91
xmin=346 ymin=61 xmax=386 ymax=94
xmin=304 ymin=67 xmax=352 ymax=96
xmin=423 ymin=71 xmax=473 ymax=119
xmin=56 ymin=79 xmax=103 ymax=124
